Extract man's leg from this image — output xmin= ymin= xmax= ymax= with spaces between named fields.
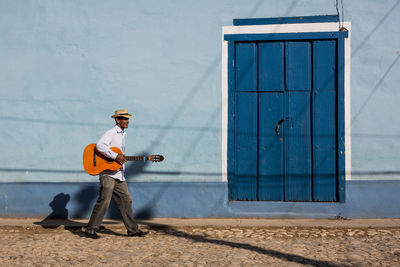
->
xmin=113 ymin=180 xmax=139 ymax=233
xmin=87 ymin=175 xmax=115 ymax=232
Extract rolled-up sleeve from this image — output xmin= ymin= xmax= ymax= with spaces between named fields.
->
xmin=96 ymin=130 xmax=118 ymax=160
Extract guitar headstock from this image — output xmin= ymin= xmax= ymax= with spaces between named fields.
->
xmin=149 ymin=155 xmax=164 ymax=162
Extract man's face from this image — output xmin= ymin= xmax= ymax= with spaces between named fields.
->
xmin=116 ymin=117 xmax=130 ymax=129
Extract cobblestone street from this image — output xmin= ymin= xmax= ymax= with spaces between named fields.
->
xmin=1 ymin=219 xmax=400 ymax=266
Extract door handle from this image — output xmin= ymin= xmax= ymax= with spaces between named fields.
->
xmin=275 ymin=118 xmax=289 ymax=136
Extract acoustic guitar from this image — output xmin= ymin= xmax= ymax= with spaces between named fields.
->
xmin=83 ymin=143 xmax=164 ymax=175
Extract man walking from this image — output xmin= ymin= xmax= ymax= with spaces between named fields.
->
xmin=85 ymin=109 xmax=147 ymax=239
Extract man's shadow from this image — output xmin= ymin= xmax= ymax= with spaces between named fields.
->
xmin=34 ymin=193 xmax=123 ymax=237
xmin=35 ymin=157 xmax=153 ymax=236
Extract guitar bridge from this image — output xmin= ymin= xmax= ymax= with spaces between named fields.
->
xmin=93 ymin=150 xmax=97 ymax=166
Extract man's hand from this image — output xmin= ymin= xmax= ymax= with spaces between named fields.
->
xmin=115 ymin=154 xmax=127 ymax=165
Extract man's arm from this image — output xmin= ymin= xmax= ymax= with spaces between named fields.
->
xmin=96 ymin=131 xmax=127 ymax=165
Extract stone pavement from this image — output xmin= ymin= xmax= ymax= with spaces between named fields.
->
xmin=1 ymin=218 xmax=400 ymax=266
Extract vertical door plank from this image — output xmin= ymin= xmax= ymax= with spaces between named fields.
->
xmin=314 ymin=40 xmax=336 ymax=91
xmin=313 ymin=91 xmax=337 ymax=201
xmin=313 ymin=40 xmax=337 ymax=201
xmin=233 ymin=93 xmax=258 ymax=200
xmin=227 ymin=41 xmax=236 ymax=200
xmin=258 ymin=93 xmax=284 ymax=200
xmin=235 ymin=42 xmax=257 ymax=92
xmin=286 ymin=42 xmax=311 ymax=91
xmin=285 ymin=92 xmax=312 ymax=201
xmin=258 ymin=42 xmax=284 ymax=92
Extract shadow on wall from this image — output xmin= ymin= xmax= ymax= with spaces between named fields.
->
xmin=36 ymin=154 xmax=154 ymax=226
xmin=42 ymin=193 xmax=71 ymax=221
xmin=34 ymin=193 xmax=123 ymax=237
xmin=34 ymin=193 xmax=86 ymax=229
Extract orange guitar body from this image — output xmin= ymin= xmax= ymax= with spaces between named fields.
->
xmin=82 ymin=143 xmax=123 ymax=176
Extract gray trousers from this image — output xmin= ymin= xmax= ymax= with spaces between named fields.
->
xmin=87 ymin=175 xmax=139 ymax=233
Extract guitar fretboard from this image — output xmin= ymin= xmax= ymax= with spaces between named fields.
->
xmin=125 ymin=156 xmax=148 ymax=161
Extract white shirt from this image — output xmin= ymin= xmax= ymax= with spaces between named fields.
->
xmin=96 ymin=125 xmax=127 ymax=181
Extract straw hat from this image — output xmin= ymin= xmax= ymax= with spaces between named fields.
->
xmin=111 ymin=109 xmax=133 ymax=119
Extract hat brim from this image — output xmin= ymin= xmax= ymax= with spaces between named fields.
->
xmin=112 ymin=114 xmax=133 ymax=118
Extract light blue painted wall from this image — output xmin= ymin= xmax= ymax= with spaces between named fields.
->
xmin=0 ymin=0 xmax=399 ymax=183
xmin=344 ymin=0 xmax=400 ymax=180
xmin=1 ymin=181 xmax=400 ymax=218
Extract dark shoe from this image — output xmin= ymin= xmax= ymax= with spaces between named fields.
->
xmin=127 ymin=229 xmax=148 ymax=237
xmin=84 ymin=229 xmax=100 ymax=239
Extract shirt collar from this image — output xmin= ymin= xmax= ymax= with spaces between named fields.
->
xmin=115 ymin=125 xmax=125 ymax=135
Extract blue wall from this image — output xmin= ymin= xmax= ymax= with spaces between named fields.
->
xmin=0 ymin=0 xmax=400 ymax=217
xmin=1 ymin=181 xmax=400 ymax=218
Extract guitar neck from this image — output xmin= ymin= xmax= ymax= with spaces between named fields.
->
xmin=125 ymin=156 xmax=148 ymax=161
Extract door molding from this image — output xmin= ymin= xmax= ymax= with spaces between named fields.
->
xmin=221 ymin=22 xmax=352 ymax=195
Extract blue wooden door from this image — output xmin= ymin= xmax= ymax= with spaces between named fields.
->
xmin=230 ymin=39 xmax=338 ymax=202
